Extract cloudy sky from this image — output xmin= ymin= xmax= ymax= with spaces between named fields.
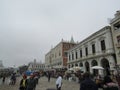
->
xmin=0 ymin=0 xmax=120 ymax=67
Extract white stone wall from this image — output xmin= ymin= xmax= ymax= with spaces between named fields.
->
xmin=45 ymin=51 xmax=51 ymax=68
xmin=67 ymin=26 xmax=115 ymax=75
xmin=28 ymin=62 xmax=45 ymax=71
xmin=45 ymin=42 xmax=63 ymax=68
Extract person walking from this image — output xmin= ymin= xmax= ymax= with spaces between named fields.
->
xmin=2 ymin=75 xmax=6 ymax=84
xmin=19 ymin=74 xmax=28 ymax=90
xmin=26 ymin=74 xmax=36 ymax=90
xmin=103 ymin=75 xmax=119 ymax=90
xmin=9 ymin=73 xmax=16 ymax=85
xmin=56 ymin=73 xmax=62 ymax=90
xmin=80 ymin=72 xmax=98 ymax=90
xmin=48 ymin=71 xmax=51 ymax=82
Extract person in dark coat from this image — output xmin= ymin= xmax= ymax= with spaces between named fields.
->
xmin=2 ymin=76 xmax=6 ymax=84
xmin=26 ymin=74 xmax=36 ymax=90
xmin=103 ymin=75 xmax=119 ymax=90
xmin=103 ymin=75 xmax=112 ymax=84
xmin=80 ymin=72 xmax=98 ymax=90
xmin=48 ymin=71 xmax=51 ymax=82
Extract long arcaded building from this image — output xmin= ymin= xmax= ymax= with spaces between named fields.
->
xmin=67 ymin=26 xmax=115 ymax=76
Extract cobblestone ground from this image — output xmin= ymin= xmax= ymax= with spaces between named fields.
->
xmin=0 ymin=76 xmax=103 ymax=90
xmin=0 ymin=76 xmax=80 ymax=90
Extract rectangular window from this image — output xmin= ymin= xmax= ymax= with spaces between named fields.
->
xmin=69 ymin=54 xmax=71 ymax=61
xmin=92 ymin=44 xmax=96 ymax=54
xmin=101 ymin=40 xmax=106 ymax=51
xmin=80 ymin=49 xmax=82 ymax=58
xmin=114 ymin=22 xmax=120 ymax=30
xmin=117 ymin=35 xmax=120 ymax=43
xmin=72 ymin=52 xmax=74 ymax=60
xmin=59 ymin=51 xmax=61 ymax=56
xmin=64 ymin=52 xmax=67 ymax=57
xmin=85 ymin=47 xmax=88 ymax=56
xmin=76 ymin=51 xmax=78 ymax=59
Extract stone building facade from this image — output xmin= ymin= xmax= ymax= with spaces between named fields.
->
xmin=67 ymin=26 xmax=116 ymax=76
xmin=45 ymin=38 xmax=77 ymax=69
xmin=110 ymin=10 xmax=120 ymax=65
xmin=28 ymin=59 xmax=45 ymax=71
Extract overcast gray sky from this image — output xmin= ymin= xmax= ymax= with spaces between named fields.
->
xmin=0 ymin=0 xmax=120 ymax=67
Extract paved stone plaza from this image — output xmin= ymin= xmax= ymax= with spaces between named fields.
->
xmin=0 ymin=76 xmax=104 ymax=90
xmin=0 ymin=76 xmax=80 ymax=90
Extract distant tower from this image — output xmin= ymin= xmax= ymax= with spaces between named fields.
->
xmin=34 ymin=59 xmax=36 ymax=63
xmin=61 ymin=38 xmax=64 ymax=42
xmin=70 ymin=36 xmax=75 ymax=43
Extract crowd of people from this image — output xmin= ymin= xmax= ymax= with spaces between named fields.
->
xmin=19 ymin=73 xmax=39 ymax=90
xmin=63 ymin=70 xmax=120 ymax=90
xmin=18 ymin=71 xmax=63 ymax=90
xmin=1 ymin=70 xmax=120 ymax=90
xmin=20 ymin=71 xmax=120 ymax=90
xmin=80 ymin=72 xmax=120 ymax=90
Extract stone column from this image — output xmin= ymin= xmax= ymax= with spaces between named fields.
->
xmin=97 ymin=59 xmax=104 ymax=76
xmin=88 ymin=60 xmax=92 ymax=73
xmin=82 ymin=61 xmax=86 ymax=73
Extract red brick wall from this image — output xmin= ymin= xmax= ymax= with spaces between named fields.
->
xmin=62 ymin=42 xmax=76 ymax=66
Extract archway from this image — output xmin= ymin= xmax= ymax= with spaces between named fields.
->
xmin=75 ymin=63 xmax=78 ymax=66
xmin=101 ymin=58 xmax=110 ymax=75
xmin=91 ymin=60 xmax=98 ymax=75
xmin=71 ymin=64 xmax=74 ymax=67
xmin=79 ymin=62 xmax=83 ymax=72
xmin=79 ymin=62 xmax=83 ymax=67
xmin=85 ymin=61 xmax=90 ymax=72
xmin=68 ymin=64 xmax=70 ymax=68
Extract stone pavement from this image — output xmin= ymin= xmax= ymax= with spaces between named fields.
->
xmin=0 ymin=76 xmax=103 ymax=90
